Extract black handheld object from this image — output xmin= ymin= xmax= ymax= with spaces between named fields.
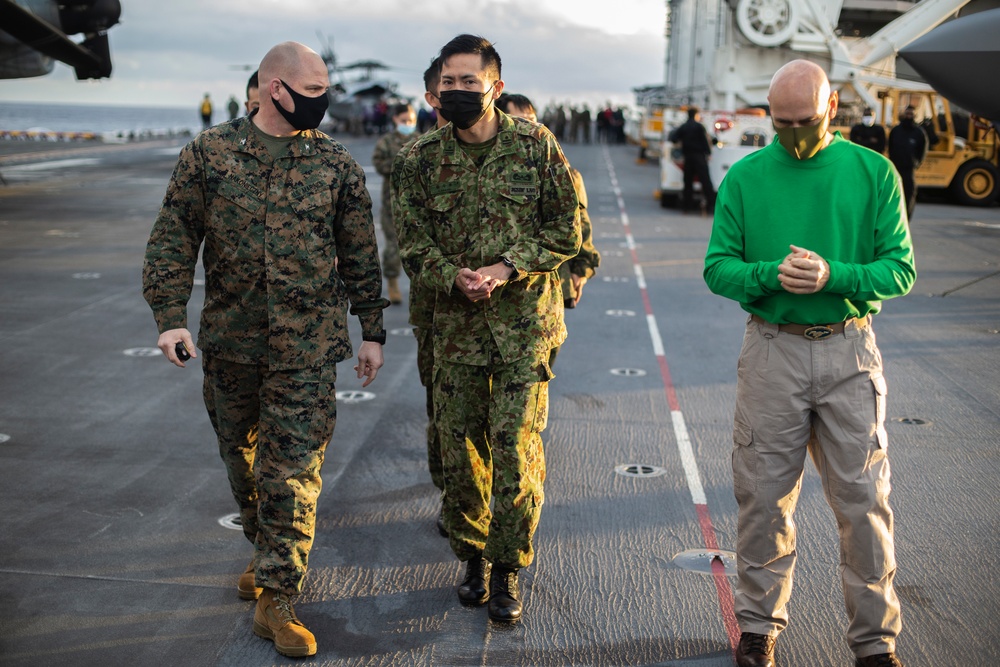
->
xmin=175 ymin=341 xmax=191 ymax=361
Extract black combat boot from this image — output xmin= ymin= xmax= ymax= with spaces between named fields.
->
xmin=457 ymin=556 xmax=491 ymax=606
xmin=735 ymin=632 xmax=776 ymax=667
xmin=487 ymin=566 xmax=522 ymax=623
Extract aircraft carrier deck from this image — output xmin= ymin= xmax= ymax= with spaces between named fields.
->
xmin=0 ymin=133 xmax=997 ymax=666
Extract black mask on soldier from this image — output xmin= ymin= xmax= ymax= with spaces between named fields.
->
xmin=273 ymin=79 xmax=329 ymax=131
xmin=438 ymin=83 xmax=495 ymax=130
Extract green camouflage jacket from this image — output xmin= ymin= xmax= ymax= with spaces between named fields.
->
xmin=142 ymin=116 xmax=388 ymax=370
xmin=390 ymin=136 xmax=435 ymax=329
xmin=393 ymin=111 xmax=581 ymax=365
xmin=560 ymin=167 xmax=601 ymax=303
xmin=373 ymin=129 xmax=415 ymax=209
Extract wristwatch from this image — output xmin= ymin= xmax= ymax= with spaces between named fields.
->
xmin=362 ymin=329 xmax=386 ymax=345
xmin=500 ymin=256 xmax=517 ymax=278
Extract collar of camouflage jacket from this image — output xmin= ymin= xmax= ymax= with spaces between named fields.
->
xmin=437 ymin=110 xmax=519 ymax=169
xmin=234 ymin=115 xmax=324 ymax=164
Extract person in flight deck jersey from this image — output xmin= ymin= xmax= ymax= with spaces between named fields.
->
xmin=704 ymin=60 xmax=914 ymax=667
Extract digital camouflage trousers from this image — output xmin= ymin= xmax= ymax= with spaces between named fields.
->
xmin=202 ymin=356 xmax=337 ymax=595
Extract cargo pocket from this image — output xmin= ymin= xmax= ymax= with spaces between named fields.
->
xmin=529 ymin=358 xmax=554 ymax=434
xmin=871 ymin=374 xmax=888 ymax=449
xmin=732 ymin=420 xmax=757 ymax=496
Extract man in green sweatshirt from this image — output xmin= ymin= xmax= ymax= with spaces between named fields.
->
xmin=704 ymin=60 xmax=915 ymax=667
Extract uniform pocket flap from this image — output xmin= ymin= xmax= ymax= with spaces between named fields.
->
xmin=218 ymin=179 xmax=263 ymax=213
xmin=734 ymin=420 xmax=753 ymax=447
xmin=427 ymin=190 xmax=462 ymax=213
xmin=290 ymin=184 xmax=332 ymax=215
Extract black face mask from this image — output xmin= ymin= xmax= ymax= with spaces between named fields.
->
xmin=438 ymin=84 xmax=495 ymax=130
xmin=273 ymin=79 xmax=329 ymax=131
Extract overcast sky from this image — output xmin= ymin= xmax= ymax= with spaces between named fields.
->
xmin=0 ymin=0 xmax=667 ymax=110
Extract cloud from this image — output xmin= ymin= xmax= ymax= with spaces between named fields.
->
xmin=0 ymin=0 xmax=664 ymax=108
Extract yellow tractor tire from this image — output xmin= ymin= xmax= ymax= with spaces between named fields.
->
xmin=949 ymin=158 xmax=1000 ymax=206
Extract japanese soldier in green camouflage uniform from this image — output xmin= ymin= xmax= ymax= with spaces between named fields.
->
xmin=497 ymin=93 xmax=602 ymax=367
xmin=392 ymin=58 xmax=449 ymax=535
xmin=372 ymin=102 xmax=418 ymax=305
xmin=142 ymin=42 xmax=388 ymax=658
xmin=394 ymin=34 xmax=581 ymax=624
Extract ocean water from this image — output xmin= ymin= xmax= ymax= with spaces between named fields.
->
xmin=0 ymin=101 xmax=207 ymax=136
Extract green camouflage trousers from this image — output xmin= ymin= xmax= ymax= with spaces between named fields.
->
xmin=380 ymin=201 xmax=401 ymax=280
xmin=202 ymin=356 xmax=337 ymax=595
xmin=415 ymin=326 xmax=443 ymax=491
xmin=434 ymin=343 xmax=552 ymax=568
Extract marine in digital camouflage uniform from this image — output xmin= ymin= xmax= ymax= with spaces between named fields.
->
xmin=143 ymin=41 xmax=387 ymax=658
xmin=394 ymin=35 xmax=580 ymax=623
xmin=372 ymin=103 xmax=418 ymax=304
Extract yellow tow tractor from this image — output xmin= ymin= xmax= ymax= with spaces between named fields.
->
xmin=869 ymin=87 xmax=999 ymax=206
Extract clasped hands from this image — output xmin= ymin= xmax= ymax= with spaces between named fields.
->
xmin=777 ymin=244 xmax=830 ymax=294
xmin=455 ymin=262 xmax=515 ymax=303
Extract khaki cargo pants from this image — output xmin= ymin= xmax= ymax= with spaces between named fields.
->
xmin=731 ymin=316 xmax=902 ymax=658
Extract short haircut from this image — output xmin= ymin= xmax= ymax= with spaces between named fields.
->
xmin=687 ymin=107 xmax=699 ymax=119
xmin=439 ymin=34 xmax=501 ymax=80
xmin=391 ymin=103 xmax=413 ymax=118
xmin=423 ymin=57 xmax=441 ymax=94
xmin=246 ymin=70 xmax=259 ymax=98
xmin=498 ymin=93 xmax=535 ymax=116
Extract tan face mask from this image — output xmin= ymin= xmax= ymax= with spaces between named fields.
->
xmin=774 ymin=103 xmax=831 ymax=160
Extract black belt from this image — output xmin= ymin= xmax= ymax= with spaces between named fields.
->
xmin=751 ymin=314 xmax=869 ymax=340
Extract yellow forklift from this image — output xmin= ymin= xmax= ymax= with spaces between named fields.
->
xmin=876 ymin=87 xmax=999 ymax=206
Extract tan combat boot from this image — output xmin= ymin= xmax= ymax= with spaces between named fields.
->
xmin=237 ymin=561 xmax=262 ymax=600
xmin=253 ymin=588 xmax=317 ymax=657
xmin=387 ymin=277 xmax=402 ymax=305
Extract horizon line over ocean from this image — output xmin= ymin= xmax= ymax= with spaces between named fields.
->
xmin=0 ymin=101 xmax=230 ymax=135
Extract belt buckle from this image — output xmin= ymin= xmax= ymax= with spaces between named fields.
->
xmin=803 ymin=325 xmax=834 ymax=340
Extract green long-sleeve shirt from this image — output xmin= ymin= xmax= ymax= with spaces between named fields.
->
xmin=704 ymin=133 xmax=915 ymax=324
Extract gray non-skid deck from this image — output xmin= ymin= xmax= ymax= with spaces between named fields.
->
xmin=0 ymin=135 xmax=997 ymax=666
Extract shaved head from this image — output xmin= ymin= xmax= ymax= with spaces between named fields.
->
xmin=768 ymin=60 xmax=834 ymax=126
xmin=253 ymin=41 xmax=329 ymax=136
xmin=259 ymin=41 xmax=321 ymax=83
xmin=767 ymin=59 xmax=838 ymax=158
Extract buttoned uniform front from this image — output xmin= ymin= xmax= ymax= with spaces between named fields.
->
xmin=704 ymin=133 xmax=916 ymax=659
xmin=143 ymin=114 xmax=388 ymax=593
xmin=394 ymin=110 xmax=580 ymax=568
